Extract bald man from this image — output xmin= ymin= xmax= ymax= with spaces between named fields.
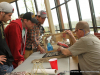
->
xmin=57 ymin=21 xmax=100 ymax=75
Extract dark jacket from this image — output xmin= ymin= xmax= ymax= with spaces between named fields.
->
xmin=0 ymin=21 xmax=14 ymax=66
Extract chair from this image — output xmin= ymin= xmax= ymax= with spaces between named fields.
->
xmin=94 ymin=33 xmax=100 ymax=39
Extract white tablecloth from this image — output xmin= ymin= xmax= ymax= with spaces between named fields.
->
xmin=13 ymin=52 xmax=70 ymax=75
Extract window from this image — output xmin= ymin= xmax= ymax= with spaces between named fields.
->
xmin=93 ymin=0 xmax=100 ymax=27
xmin=17 ymin=0 xmax=26 ymax=14
xmin=36 ymin=0 xmax=46 ymax=11
xmin=93 ymin=0 xmax=100 ymax=32
xmin=49 ymin=0 xmax=59 ymax=33
xmin=79 ymin=0 xmax=94 ymax=33
xmin=79 ymin=0 xmax=92 ymax=27
xmin=68 ymin=0 xmax=79 ymax=29
xmin=60 ymin=0 xmax=64 ymax=4
xmin=26 ymin=0 xmax=36 ymax=14
xmin=59 ymin=0 xmax=69 ymax=29
xmin=90 ymin=29 xmax=94 ymax=34
xmin=11 ymin=2 xmax=18 ymax=20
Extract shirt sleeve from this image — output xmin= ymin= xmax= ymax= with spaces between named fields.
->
xmin=31 ymin=25 xmax=40 ymax=47
xmin=68 ymin=38 xmax=88 ymax=56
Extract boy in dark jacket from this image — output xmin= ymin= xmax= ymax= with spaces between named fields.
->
xmin=0 ymin=2 xmax=14 ymax=75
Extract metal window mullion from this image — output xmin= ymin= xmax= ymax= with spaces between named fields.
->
xmin=64 ymin=0 xmax=72 ymax=31
xmin=88 ymin=0 xmax=97 ymax=32
xmin=15 ymin=0 xmax=20 ymax=16
xmin=24 ymin=0 xmax=28 ymax=12
xmin=51 ymin=0 xmax=71 ymax=10
xmin=54 ymin=0 xmax=62 ymax=32
xmin=76 ymin=0 xmax=82 ymax=21
xmin=34 ymin=0 xmax=38 ymax=13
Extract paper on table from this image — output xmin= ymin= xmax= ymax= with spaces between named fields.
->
xmin=31 ymin=69 xmax=57 ymax=74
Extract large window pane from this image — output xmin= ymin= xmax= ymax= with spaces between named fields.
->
xmin=98 ymin=29 xmax=100 ymax=33
xmin=60 ymin=0 xmax=64 ymax=4
xmin=79 ymin=0 xmax=92 ymax=27
xmin=49 ymin=0 xmax=60 ymax=33
xmin=26 ymin=0 xmax=36 ymax=14
xmin=36 ymin=0 xmax=46 ymax=11
xmin=60 ymin=0 xmax=69 ymax=29
xmin=79 ymin=0 xmax=94 ymax=34
xmin=90 ymin=29 xmax=94 ymax=34
xmin=11 ymin=2 xmax=18 ymax=20
xmin=49 ymin=0 xmax=55 ymax=9
xmin=51 ymin=9 xmax=60 ymax=32
xmin=17 ymin=0 xmax=26 ymax=14
xmin=93 ymin=0 xmax=100 ymax=32
xmin=68 ymin=0 xmax=79 ymax=29
xmin=93 ymin=0 xmax=100 ymax=27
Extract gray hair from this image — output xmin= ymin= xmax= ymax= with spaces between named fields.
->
xmin=75 ymin=21 xmax=90 ymax=32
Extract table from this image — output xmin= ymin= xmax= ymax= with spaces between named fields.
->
xmin=70 ymin=56 xmax=78 ymax=70
xmin=13 ymin=52 xmax=70 ymax=75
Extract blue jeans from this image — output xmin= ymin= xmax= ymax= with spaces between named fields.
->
xmin=0 ymin=64 xmax=14 ymax=75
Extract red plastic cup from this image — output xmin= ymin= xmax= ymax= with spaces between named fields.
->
xmin=49 ymin=58 xmax=58 ymax=70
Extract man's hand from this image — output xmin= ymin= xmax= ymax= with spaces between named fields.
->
xmin=65 ymin=30 xmax=73 ymax=37
xmin=57 ymin=46 xmax=63 ymax=52
xmin=0 ymin=55 xmax=7 ymax=65
xmin=57 ymin=46 xmax=72 ymax=56
xmin=40 ymin=48 xmax=45 ymax=54
xmin=37 ymin=45 xmax=46 ymax=54
xmin=18 ymin=61 xmax=23 ymax=66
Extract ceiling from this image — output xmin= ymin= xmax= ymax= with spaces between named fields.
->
xmin=0 ymin=0 xmax=16 ymax=3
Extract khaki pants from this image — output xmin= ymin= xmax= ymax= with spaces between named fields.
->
xmin=24 ymin=50 xmax=33 ymax=59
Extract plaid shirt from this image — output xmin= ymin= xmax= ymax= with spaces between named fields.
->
xmin=26 ymin=24 xmax=41 ymax=49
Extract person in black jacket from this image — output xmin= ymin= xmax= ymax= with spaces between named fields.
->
xmin=0 ymin=2 xmax=14 ymax=75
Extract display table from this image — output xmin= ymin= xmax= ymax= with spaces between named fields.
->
xmin=70 ymin=56 xmax=78 ymax=70
xmin=13 ymin=52 xmax=70 ymax=75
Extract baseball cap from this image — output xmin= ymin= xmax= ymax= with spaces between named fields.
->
xmin=37 ymin=10 xmax=47 ymax=18
xmin=23 ymin=12 xmax=38 ymax=24
xmin=0 ymin=2 xmax=14 ymax=13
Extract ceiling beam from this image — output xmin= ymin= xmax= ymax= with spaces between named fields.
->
xmin=0 ymin=0 xmax=16 ymax=3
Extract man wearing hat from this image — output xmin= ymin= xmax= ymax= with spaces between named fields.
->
xmin=0 ymin=2 xmax=14 ymax=75
xmin=24 ymin=10 xmax=46 ymax=59
xmin=4 ymin=12 xmax=38 ymax=68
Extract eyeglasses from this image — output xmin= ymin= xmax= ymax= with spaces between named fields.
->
xmin=74 ymin=29 xmax=83 ymax=33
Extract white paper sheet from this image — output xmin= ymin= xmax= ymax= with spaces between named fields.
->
xmin=31 ymin=69 xmax=57 ymax=74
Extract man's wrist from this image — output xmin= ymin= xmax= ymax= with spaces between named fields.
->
xmin=60 ymin=47 xmax=64 ymax=51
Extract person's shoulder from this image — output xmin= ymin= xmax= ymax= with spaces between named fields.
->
xmin=10 ymin=19 xmax=21 ymax=25
xmin=9 ymin=19 xmax=22 ymax=27
xmin=80 ymin=34 xmax=100 ymax=43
